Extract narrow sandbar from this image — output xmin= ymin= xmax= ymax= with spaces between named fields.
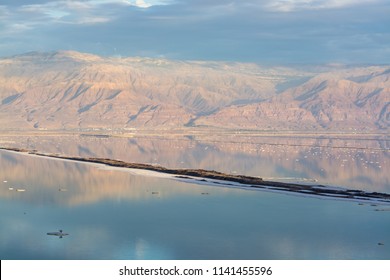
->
xmin=1 ymin=147 xmax=390 ymax=204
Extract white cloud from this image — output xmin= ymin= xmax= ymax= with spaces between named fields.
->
xmin=0 ymin=0 xmax=389 ymax=63
xmin=16 ymin=1 xmax=120 ymax=25
xmin=0 ymin=5 xmax=10 ymax=19
xmin=12 ymin=0 xmax=172 ymax=26
xmin=68 ymin=16 xmax=112 ymax=24
xmin=114 ymin=0 xmax=171 ymax=8
xmin=265 ymin=0 xmax=381 ymax=12
xmin=130 ymin=0 xmax=151 ymax=8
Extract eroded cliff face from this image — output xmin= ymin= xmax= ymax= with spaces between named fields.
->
xmin=195 ymin=68 xmax=390 ymax=131
xmin=0 ymin=51 xmax=389 ymax=131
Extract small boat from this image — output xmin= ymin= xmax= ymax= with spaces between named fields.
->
xmin=16 ymin=189 xmax=26 ymax=192
xmin=47 ymin=230 xmax=69 ymax=238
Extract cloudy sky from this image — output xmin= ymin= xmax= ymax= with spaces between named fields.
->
xmin=0 ymin=0 xmax=389 ymax=64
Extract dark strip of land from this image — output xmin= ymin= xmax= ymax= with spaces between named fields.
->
xmin=1 ymin=147 xmax=390 ymax=204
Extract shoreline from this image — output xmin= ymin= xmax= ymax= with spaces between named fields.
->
xmin=1 ymin=146 xmax=390 ymax=204
xmin=0 ymin=128 xmax=389 ymax=138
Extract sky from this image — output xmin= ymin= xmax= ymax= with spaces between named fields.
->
xmin=0 ymin=0 xmax=389 ymax=64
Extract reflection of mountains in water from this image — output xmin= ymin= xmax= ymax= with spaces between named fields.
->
xmin=1 ymin=147 xmax=390 ymax=205
xmin=0 ymin=133 xmax=389 ymax=193
xmin=0 ymin=150 xmax=215 ymax=206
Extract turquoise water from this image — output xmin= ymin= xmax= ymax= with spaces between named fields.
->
xmin=1 ymin=149 xmax=389 ymax=259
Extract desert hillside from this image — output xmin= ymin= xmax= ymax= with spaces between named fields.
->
xmin=196 ymin=68 xmax=390 ymax=131
xmin=0 ymin=51 xmax=388 ymax=132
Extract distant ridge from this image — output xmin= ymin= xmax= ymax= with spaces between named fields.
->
xmin=0 ymin=51 xmax=388 ymax=131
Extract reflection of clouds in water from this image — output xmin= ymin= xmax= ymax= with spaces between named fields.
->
xmin=0 ymin=198 xmax=117 ymax=259
xmin=114 ymin=238 xmax=172 ymax=259
xmin=0 ymin=209 xmax=68 ymax=259
xmin=1 ymin=201 xmax=167 ymax=259
xmin=0 ymin=213 xmax=31 ymax=244
xmin=272 ymin=237 xmax=296 ymax=259
xmin=1 ymin=180 xmax=389 ymax=259
xmin=64 ymin=226 xmax=114 ymax=259
xmin=135 ymin=238 xmax=147 ymax=259
xmin=265 ymin=236 xmax=352 ymax=259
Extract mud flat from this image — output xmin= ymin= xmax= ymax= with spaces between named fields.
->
xmin=1 ymin=147 xmax=390 ymax=204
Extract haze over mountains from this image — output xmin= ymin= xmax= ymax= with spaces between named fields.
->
xmin=0 ymin=51 xmax=389 ymax=132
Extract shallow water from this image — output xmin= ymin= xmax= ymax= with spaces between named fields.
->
xmin=0 ymin=133 xmax=388 ymax=192
xmin=1 ymin=149 xmax=389 ymax=259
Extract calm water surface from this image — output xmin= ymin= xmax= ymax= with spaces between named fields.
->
xmin=1 ymin=148 xmax=389 ymax=259
xmin=0 ymin=133 xmax=388 ymax=191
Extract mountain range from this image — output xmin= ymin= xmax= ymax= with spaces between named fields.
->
xmin=0 ymin=51 xmax=388 ymax=132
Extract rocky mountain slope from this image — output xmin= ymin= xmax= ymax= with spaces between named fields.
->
xmin=196 ymin=68 xmax=390 ymax=131
xmin=0 ymin=51 xmax=388 ymax=131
